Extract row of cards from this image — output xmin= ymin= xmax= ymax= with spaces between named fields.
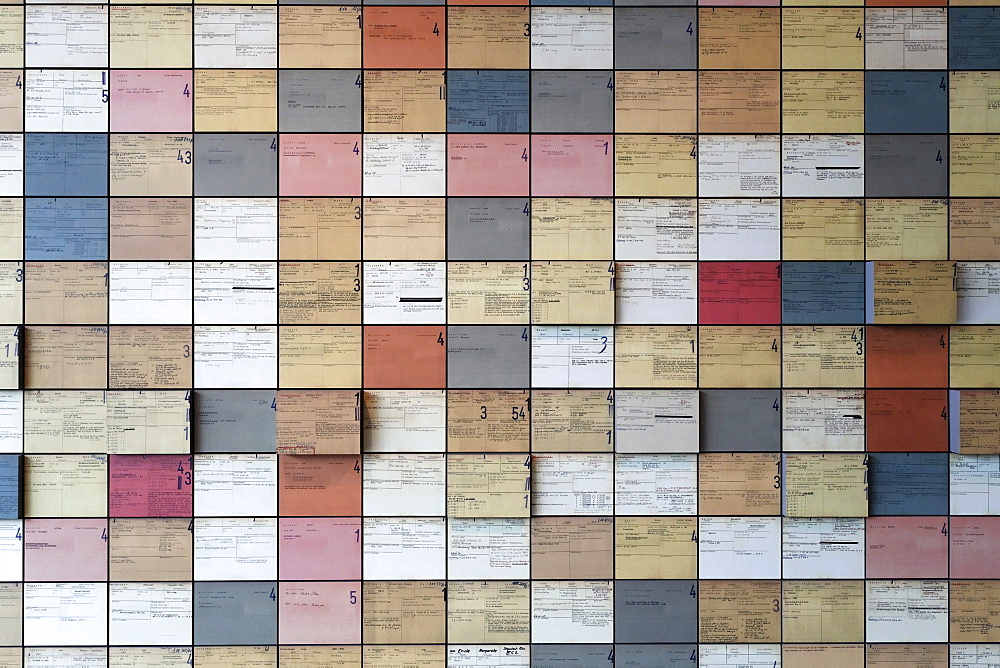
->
xmin=1 ymin=134 xmax=999 ymax=199
xmin=6 ymin=69 xmax=1000 ymax=133
xmin=5 ymin=579 xmax=1000 ymax=645
xmin=0 ymin=324 xmax=997 ymax=387
xmin=0 ymin=387 xmax=995 ymax=454
xmin=3 ymin=451 xmax=1000 ymax=516
xmin=0 ymin=262 xmax=995 ymax=324
xmin=4 ymin=514 xmax=1000 ymax=579
xmin=0 ymin=644 xmax=995 ymax=668
xmin=0 ymin=197 xmax=997 ymax=261
xmin=0 ymin=6 xmax=996 ymax=70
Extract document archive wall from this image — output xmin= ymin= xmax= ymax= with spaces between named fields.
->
xmin=0 ymin=0 xmax=998 ymax=664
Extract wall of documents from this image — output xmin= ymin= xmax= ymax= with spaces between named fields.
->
xmin=0 ymin=0 xmax=998 ymax=664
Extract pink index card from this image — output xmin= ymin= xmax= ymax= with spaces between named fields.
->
xmin=866 ymin=516 xmax=949 ymax=578
xmin=531 ymin=134 xmax=614 ymax=196
xmin=110 ymin=70 xmax=193 ymax=133
xmin=951 ymin=517 xmax=1000 ymax=578
xmin=109 ymin=455 xmax=193 ymax=518
xmin=447 ymin=134 xmax=529 ymax=196
xmin=279 ymin=134 xmax=362 ymax=196
xmin=279 ymin=517 xmax=362 ymax=580
xmin=24 ymin=519 xmax=108 ymax=581
xmin=279 ymin=581 xmax=362 ymax=644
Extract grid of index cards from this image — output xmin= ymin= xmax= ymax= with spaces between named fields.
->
xmin=0 ymin=0 xmax=1000 ymax=667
